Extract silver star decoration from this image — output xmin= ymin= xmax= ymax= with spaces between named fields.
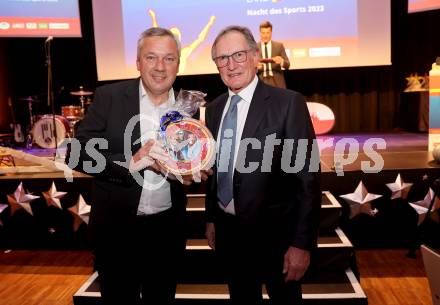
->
xmin=7 ymin=182 xmax=39 ymax=216
xmin=409 ymin=203 xmax=429 ymax=225
xmin=68 ymin=194 xmax=90 ymax=232
xmin=0 ymin=203 xmax=8 ymax=226
xmin=386 ymin=174 xmax=413 ymax=199
xmin=410 ymin=188 xmax=434 ymax=209
xmin=42 ymin=182 xmax=67 ymax=209
xmin=340 ymin=181 xmax=382 ymax=219
xmin=409 ymin=188 xmax=439 ymax=225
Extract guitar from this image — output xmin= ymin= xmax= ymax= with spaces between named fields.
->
xmin=7 ymin=97 xmax=25 ymax=143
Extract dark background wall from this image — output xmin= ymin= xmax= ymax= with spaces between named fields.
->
xmin=0 ymin=0 xmax=439 ymax=133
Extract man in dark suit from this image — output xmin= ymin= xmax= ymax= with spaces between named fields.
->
xmin=257 ymin=21 xmax=290 ymax=89
xmin=68 ymin=27 xmax=188 ymax=305
xmin=205 ymin=25 xmax=321 ymax=305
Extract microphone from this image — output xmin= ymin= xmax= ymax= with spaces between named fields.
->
xmin=45 ymin=36 xmax=53 ymax=43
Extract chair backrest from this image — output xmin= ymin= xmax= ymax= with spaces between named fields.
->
xmin=421 ymin=244 xmax=440 ymax=305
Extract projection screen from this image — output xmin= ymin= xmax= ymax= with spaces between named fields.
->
xmin=92 ymin=0 xmax=391 ymax=80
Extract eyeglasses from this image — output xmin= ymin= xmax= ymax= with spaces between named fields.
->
xmin=213 ymin=49 xmax=253 ymax=68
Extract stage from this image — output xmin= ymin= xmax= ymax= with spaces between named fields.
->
xmin=0 ymin=131 xmax=438 ymax=250
xmin=1 ymin=132 xmax=439 ymax=305
xmin=318 ymin=132 xmax=439 ymax=199
xmin=2 ymin=132 xmax=437 ymax=193
xmin=1 ymin=132 xmax=439 ymax=200
xmin=0 ymin=131 xmax=436 ymax=174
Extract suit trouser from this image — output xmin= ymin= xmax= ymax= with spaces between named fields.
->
xmin=215 ymin=211 xmax=302 ymax=305
xmin=94 ymin=208 xmax=186 ymax=305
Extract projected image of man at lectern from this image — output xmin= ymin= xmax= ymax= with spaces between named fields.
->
xmin=148 ymin=9 xmax=216 ymax=75
xmin=257 ymin=20 xmax=290 ymax=89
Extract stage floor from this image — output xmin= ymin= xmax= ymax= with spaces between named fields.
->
xmin=318 ymin=132 xmax=438 ymax=173
xmin=319 ymin=132 xmax=428 ymax=153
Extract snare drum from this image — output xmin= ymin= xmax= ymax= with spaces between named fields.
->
xmin=32 ymin=115 xmax=70 ymax=148
xmin=61 ymin=105 xmax=83 ymax=120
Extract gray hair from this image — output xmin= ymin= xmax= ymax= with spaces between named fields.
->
xmin=211 ymin=25 xmax=258 ymax=59
xmin=137 ymin=27 xmax=181 ymax=59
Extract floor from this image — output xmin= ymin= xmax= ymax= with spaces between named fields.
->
xmin=0 ymin=249 xmax=433 ymax=305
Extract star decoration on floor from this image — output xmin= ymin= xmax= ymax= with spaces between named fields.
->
xmin=68 ymin=194 xmax=91 ymax=232
xmin=340 ymin=181 xmax=382 ymax=219
xmin=0 ymin=203 xmax=8 ymax=226
xmin=42 ymin=182 xmax=67 ymax=209
xmin=7 ymin=182 xmax=39 ymax=216
xmin=386 ymin=174 xmax=413 ymax=200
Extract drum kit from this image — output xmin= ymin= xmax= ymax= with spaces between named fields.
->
xmin=13 ymin=87 xmax=93 ymax=149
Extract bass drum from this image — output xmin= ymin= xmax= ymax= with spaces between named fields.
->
xmin=32 ymin=115 xmax=70 ymax=148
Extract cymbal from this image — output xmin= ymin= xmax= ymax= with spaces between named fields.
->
xmin=17 ymin=96 xmax=40 ymax=102
xmin=70 ymin=90 xmax=93 ymax=96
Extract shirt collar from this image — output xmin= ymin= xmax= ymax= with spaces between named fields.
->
xmin=228 ymin=74 xmax=258 ymax=104
xmin=139 ymin=79 xmax=175 ymax=109
xmin=261 ymin=40 xmax=272 ymax=48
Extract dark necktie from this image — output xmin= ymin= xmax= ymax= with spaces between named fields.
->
xmin=217 ymin=95 xmax=241 ymax=207
xmin=264 ymin=43 xmax=271 ymax=74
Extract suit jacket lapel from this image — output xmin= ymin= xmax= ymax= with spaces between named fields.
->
xmin=210 ymin=93 xmax=228 ymax=139
xmin=240 ymin=80 xmax=270 ymax=140
xmin=124 ymin=79 xmax=142 ymax=153
xmin=272 ymin=41 xmax=279 ymax=54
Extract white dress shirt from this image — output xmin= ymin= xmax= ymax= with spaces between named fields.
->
xmin=216 ymin=75 xmax=258 ymax=214
xmin=137 ymin=80 xmax=174 ymax=215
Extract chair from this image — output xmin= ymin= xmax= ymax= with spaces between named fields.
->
xmin=421 ymin=244 xmax=440 ymax=305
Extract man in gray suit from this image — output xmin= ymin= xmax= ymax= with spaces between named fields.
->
xmin=257 ymin=21 xmax=290 ymax=89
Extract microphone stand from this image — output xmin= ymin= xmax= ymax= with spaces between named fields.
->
xmin=45 ymin=36 xmax=58 ymax=160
